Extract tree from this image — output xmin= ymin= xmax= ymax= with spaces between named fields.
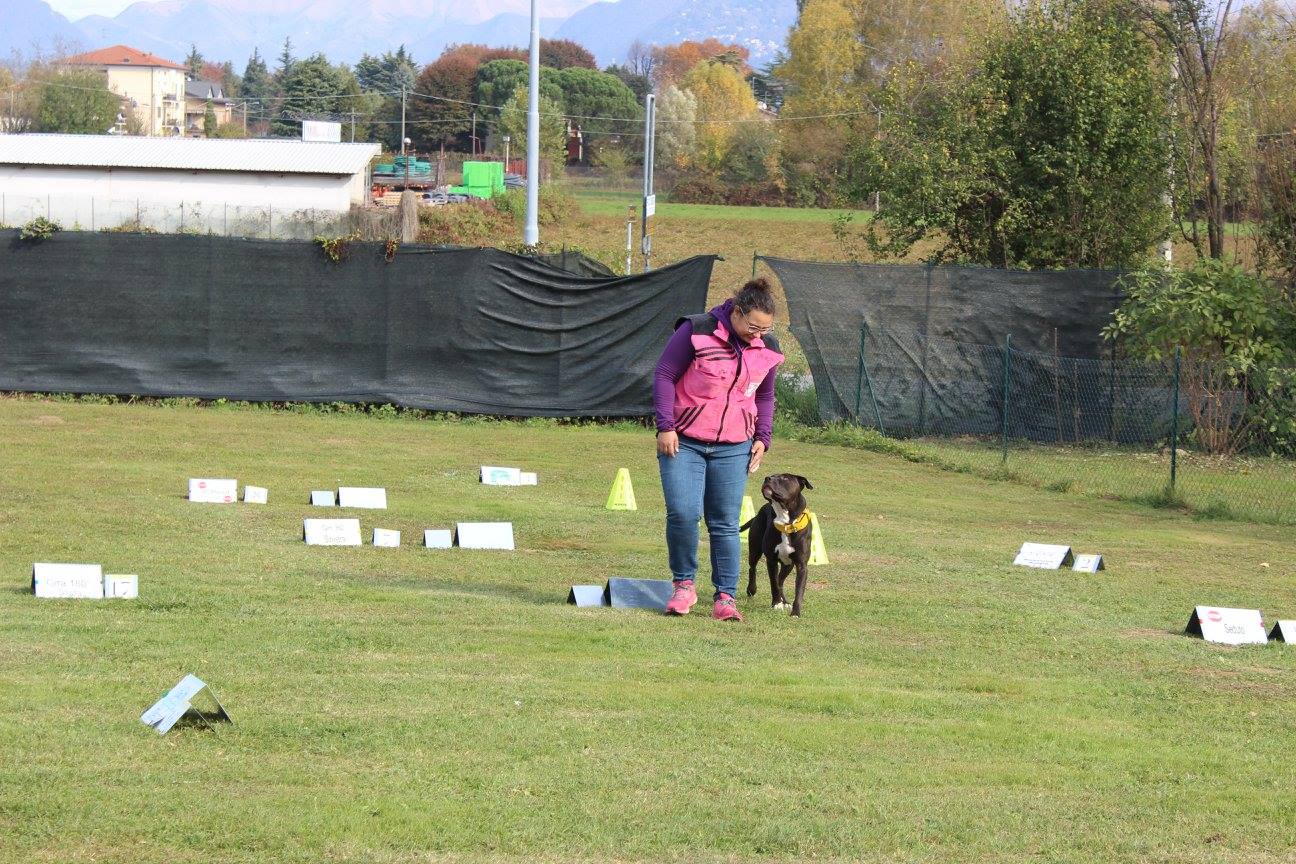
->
xmin=36 ymin=69 xmax=121 ymax=134
xmin=655 ymin=85 xmax=697 ymax=170
xmin=355 ymin=46 xmax=418 ymax=151
xmin=540 ymin=38 xmax=597 ymax=70
xmin=862 ymin=0 xmax=1172 ymax=268
xmin=604 ymin=64 xmax=650 ymax=103
xmin=475 ymin=59 xmax=563 ymax=110
xmin=552 ymin=66 xmax=640 ymax=135
xmin=652 ymin=39 xmax=750 ymax=89
xmin=242 ymin=48 xmax=274 ymax=104
xmin=203 ymin=98 xmax=217 ymax=137
xmin=185 ymin=44 xmax=204 ymax=79
xmin=680 ymin=60 xmax=758 ymax=170
xmin=217 ymin=61 xmax=241 ymax=97
xmin=626 ymin=39 xmax=656 ymax=79
xmin=1132 ymin=0 xmax=1245 ymax=260
xmin=496 ymin=86 xmax=568 ymax=177
xmin=722 ymin=119 xmax=781 ymax=186
xmin=410 ymin=50 xmax=478 ymax=149
xmin=273 ymin=54 xmax=358 ymax=138
xmin=276 ymin=37 xmax=296 ymax=78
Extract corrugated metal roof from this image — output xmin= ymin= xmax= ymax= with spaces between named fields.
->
xmin=0 ymin=134 xmax=381 ymax=176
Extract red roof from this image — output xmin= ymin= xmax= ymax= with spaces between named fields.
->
xmin=64 ymin=45 xmax=186 ymax=71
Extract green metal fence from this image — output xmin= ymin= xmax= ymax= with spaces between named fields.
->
xmin=845 ymin=325 xmax=1296 ymax=525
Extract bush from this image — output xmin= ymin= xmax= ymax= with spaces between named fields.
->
xmin=20 ymin=216 xmax=61 ymax=241
xmin=491 ymin=186 xmax=577 ymax=226
xmin=668 ymin=172 xmax=787 ymax=207
xmin=416 ymin=200 xmax=516 ymax=246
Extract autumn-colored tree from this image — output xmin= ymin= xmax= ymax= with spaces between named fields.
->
xmin=410 ymin=51 xmax=478 ymax=149
xmin=652 ymin=39 xmax=751 ymax=90
xmin=539 ymin=38 xmax=597 ymax=70
xmin=680 ymin=60 xmax=758 ymax=170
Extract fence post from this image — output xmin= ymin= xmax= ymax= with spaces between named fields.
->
xmin=1170 ymin=346 xmax=1181 ymax=493
xmin=854 ymin=324 xmax=865 ymax=424
xmin=751 ymin=253 xmax=758 ymax=281
xmin=1001 ymin=333 xmax=1013 ymax=464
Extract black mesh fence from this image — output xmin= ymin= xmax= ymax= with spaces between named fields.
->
xmin=763 ymin=256 xmax=1295 ymax=526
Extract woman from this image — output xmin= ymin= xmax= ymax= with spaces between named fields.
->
xmin=653 ymin=278 xmax=784 ymax=622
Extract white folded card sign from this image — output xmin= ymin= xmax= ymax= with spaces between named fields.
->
xmin=1269 ymin=620 xmax=1296 ymax=643
xmin=424 ymin=529 xmax=453 ymax=549
xmin=1185 ymin=606 xmax=1267 ymax=646
xmin=243 ymin=485 xmax=268 ymax=504
xmin=303 ymin=518 xmax=362 ymax=546
xmin=1072 ymin=553 xmax=1104 ymax=573
xmin=520 ymin=472 xmax=538 ymax=485
xmin=373 ymin=528 xmax=401 ymax=547
xmin=32 ymin=563 xmax=104 ymax=598
xmin=481 ymin=466 xmax=522 ymax=485
xmin=455 ymin=522 xmax=515 ymax=550
xmin=140 ymin=674 xmax=231 ymax=735
xmin=1013 ymin=542 xmax=1074 ymax=569
xmin=337 ymin=487 xmax=387 ymax=509
xmin=188 ymin=478 xmax=237 ymax=504
xmin=310 ymin=490 xmax=335 ymax=506
xmin=104 ymin=574 xmax=138 ymax=599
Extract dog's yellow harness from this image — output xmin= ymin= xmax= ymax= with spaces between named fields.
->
xmin=774 ymin=511 xmax=812 ymax=534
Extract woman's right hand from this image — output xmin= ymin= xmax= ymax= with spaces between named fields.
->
xmin=657 ymin=430 xmax=679 ymax=457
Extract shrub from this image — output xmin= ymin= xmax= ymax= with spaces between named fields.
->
xmin=20 ymin=216 xmax=61 ymax=242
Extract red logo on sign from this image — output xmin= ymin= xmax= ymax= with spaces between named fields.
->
xmin=1206 ymin=609 xmax=1223 ymax=623
xmin=198 ymin=481 xmax=207 ymax=489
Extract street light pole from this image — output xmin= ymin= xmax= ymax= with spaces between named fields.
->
xmin=523 ymin=0 xmax=540 ymax=246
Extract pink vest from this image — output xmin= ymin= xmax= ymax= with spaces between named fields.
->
xmin=673 ymin=313 xmax=784 ymax=444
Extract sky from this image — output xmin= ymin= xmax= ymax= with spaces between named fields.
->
xmin=46 ymin=0 xmax=139 ymax=19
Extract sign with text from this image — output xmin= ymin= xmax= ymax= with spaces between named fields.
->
xmin=1268 ymin=620 xmax=1296 ymax=643
xmin=310 ymin=490 xmax=335 ymax=507
xmin=188 ymin=478 xmax=237 ymax=504
xmin=481 ymin=466 xmax=522 ymax=485
xmin=455 ymin=522 xmax=515 ymax=550
xmin=32 ymin=563 xmax=104 ymax=598
xmin=104 ymin=574 xmax=138 ymax=599
xmin=644 ymin=194 xmax=656 ymax=217
xmin=372 ymin=528 xmax=401 ymax=547
xmin=337 ymin=487 xmax=387 ymax=509
xmin=301 ymin=120 xmax=341 ymax=143
xmin=424 ymin=529 xmax=452 ymax=548
xmin=243 ymin=485 xmax=268 ymax=504
xmin=1013 ymin=543 xmax=1074 ymax=569
xmin=1072 ymin=554 xmax=1104 ymax=573
xmin=140 ymin=674 xmax=231 ymax=735
xmin=1185 ymin=606 xmax=1267 ymax=646
xmin=606 ymin=577 xmax=673 ymax=610
xmin=303 ymin=518 xmax=362 ymax=546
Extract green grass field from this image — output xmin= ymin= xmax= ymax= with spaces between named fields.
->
xmin=2 ymin=397 xmax=1295 ymax=864
xmin=571 ymin=187 xmax=867 ymax=223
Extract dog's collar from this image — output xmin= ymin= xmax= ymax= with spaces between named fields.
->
xmin=774 ymin=510 xmax=811 ymax=534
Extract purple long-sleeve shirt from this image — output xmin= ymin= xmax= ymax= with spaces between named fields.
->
xmin=653 ymin=299 xmax=777 ymax=448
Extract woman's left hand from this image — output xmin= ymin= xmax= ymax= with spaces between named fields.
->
xmin=748 ymin=440 xmax=766 ymax=474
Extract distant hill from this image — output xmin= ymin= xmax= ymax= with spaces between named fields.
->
xmin=5 ymin=0 xmax=794 ymax=70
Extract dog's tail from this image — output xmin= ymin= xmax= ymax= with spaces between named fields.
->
xmin=739 ymin=517 xmax=755 ymax=531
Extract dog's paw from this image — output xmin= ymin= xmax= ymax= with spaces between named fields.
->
xmin=772 ymin=601 xmax=787 ymax=611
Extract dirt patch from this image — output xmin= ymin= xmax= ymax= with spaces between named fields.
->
xmin=32 ymin=415 xmax=65 ymax=426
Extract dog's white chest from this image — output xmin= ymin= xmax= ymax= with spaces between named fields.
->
xmin=772 ymin=503 xmax=794 ymax=565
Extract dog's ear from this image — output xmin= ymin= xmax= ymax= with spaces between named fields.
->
xmin=796 ymin=475 xmax=813 ymax=491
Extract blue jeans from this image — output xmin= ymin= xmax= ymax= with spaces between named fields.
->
xmin=658 ymin=434 xmax=751 ymax=598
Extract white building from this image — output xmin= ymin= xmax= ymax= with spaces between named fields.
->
xmin=63 ymin=45 xmax=188 ymax=137
xmin=0 ymin=134 xmax=380 ymax=235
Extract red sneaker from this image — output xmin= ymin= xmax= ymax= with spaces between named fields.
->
xmin=664 ymin=580 xmax=697 ymax=615
xmin=712 ymin=593 xmax=744 ymax=622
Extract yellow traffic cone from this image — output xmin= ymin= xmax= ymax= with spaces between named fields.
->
xmin=605 ymin=468 xmax=637 ymax=511
xmin=739 ymin=495 xmax=756 ymax=524
xmin=808 ymin=512 xmax=829 ymax=565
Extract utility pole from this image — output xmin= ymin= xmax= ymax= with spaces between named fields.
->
xmin=503 ymin=134 xmax=511 ymax=167
xmin=472 ymin=110 xmax=478 ymax=157
xmin=400 ymin=85 xmax=407 ymax=155
xmin=348 ymin=110 xmax=356 ymax=142
xmin=640 ymin=92 xmax=656 ymax=272
xmin=242 ymin=101 xmax=248 ymax=134
xmin=523 ymin=0 xmax=540 ymax=246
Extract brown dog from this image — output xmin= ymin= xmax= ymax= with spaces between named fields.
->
xmin=741 ymin=473 xmax=814 ymax=617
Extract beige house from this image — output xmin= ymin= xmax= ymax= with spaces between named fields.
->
xmin=185 ymin=80 xmax=233 ymax=136
xmin=64 ymin=45 xmax=187 ymax=136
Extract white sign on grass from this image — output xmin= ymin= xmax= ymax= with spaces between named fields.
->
xmin=188 ymin=478 xmax=237 ymax=504
xmin=338 ymin=487 xmax=387 ymax=509
xmin=303 ymin=518 xmax=362 ymax=546
xmin=140 ymin=674 xmax=231 ymax=735
xmin=1072 ymin=553 xmax=1104 ymax=573
xmin=243 ymin=485 xmax=268 ymax=504
xmin=1185 ymin=606 xmax=1267 ymax=646
xmin=1269 ymin=620 xmax=1296 ymax=643
xmin=104 ymin=574 xmax=138 ymax=599
xmin=424 ymin=529 xmax=452 ymax=549
xmin=1013 ymin=542 xmax=1074 ymax=569
xmin=373 ymin=528 xmax=401 ymax=547
xmin=481 ymin=466 xmax=522 ymax=485
xmin=520 ymin=472 xmax=538 ymax=485
xmin=32 ymin=563 xmax=104 ymax=598
xmin=310 ymin=490 xmax=335 ymax=507
xmin=456 ymin=522 xmax=515 ymax=550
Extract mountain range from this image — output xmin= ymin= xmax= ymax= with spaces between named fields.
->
xmin=3 ymin=0 xmax=795 ymax=70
